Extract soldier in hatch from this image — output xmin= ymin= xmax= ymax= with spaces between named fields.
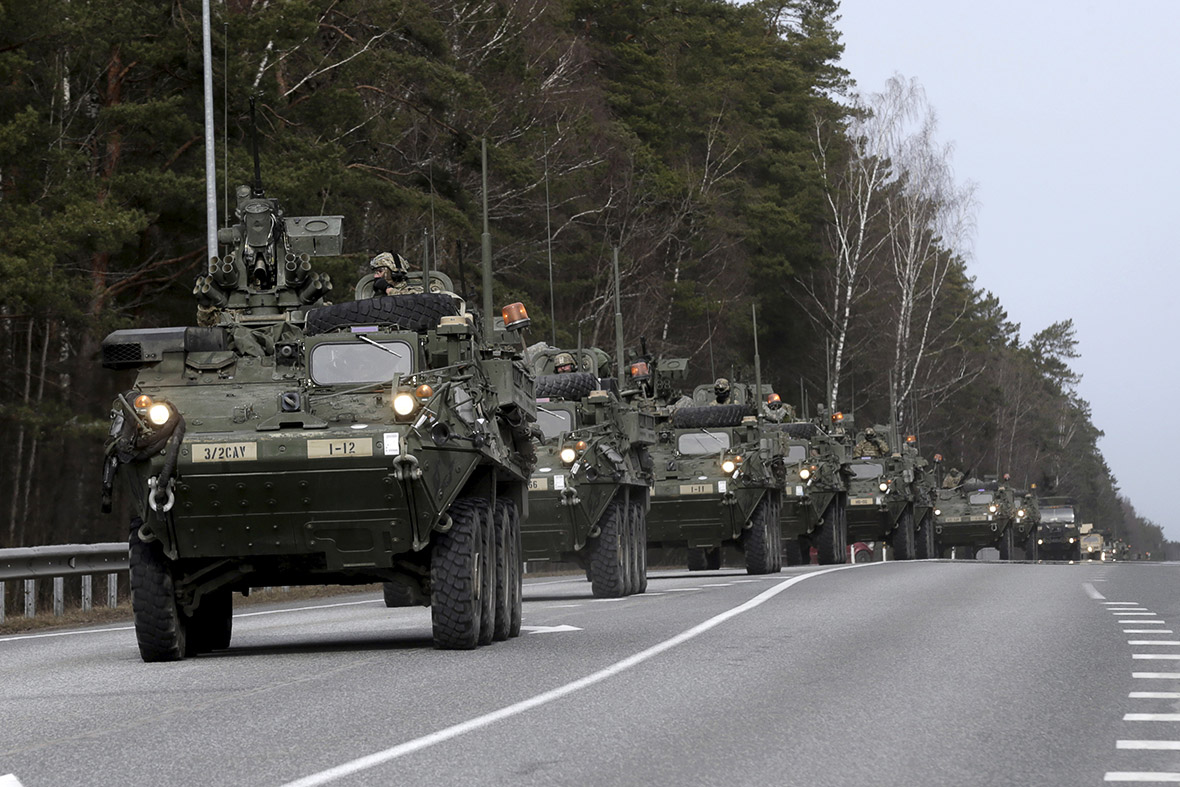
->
xmin=710 ymin=378 xmax=732 ymax=406
xmin=554 ymin=352 xmax=577 ymax=374
xmin=762 ymin=393 xmax=793 ymax=422
xmin=942 ymin=467 xmax=964 ymax=489
xmin=368 ymin=251 xmax=445 ymax=296
xmin=854 ymin=427 xmax=889 ymax=457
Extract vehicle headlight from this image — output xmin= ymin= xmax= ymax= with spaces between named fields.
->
xmin=721 ymin=459 xmax=736 ymax=474
xmin=393 ymin=392 xmax=417 ymax=416
xmin=934 ymin=508 xmax=941 ymax=516
xmin=799 ymin=468 xmax=811 ymax=480
xmin=1037 ymin=538 xmax=1044 ymax=545
xmin=1017 ymin=509 xmax=1026 ymax=518
xmin=147 ymin=402 xmax=173 ymax=427
xmin=878 ymin=482 xmax=888 ymax=492
xmin=560 ymin=447 xmax=577 ymax=464
xmin=988 ymin=504 xmax=998 ymax=513
xmin=1068 ymin=537 xmax=1075 ymax=543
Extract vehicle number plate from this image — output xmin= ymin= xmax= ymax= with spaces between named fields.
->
xmin=307 ymin=438 xmax=374 ymax=458
xmin=529 ymin=477 xmax=548 ymax=491
xmin=192 ymin=442 xmax=257 ymax=462
xmin=849 ymin=497 xmax=875 ymax=506
xmin=941 ymin=515 xmax=962 ymax=523
xmin=680 ymin=483 xmax=712 ymax=495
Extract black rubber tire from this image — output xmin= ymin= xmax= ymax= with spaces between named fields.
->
xmin=997 ymin=525 xmax=1016 ymax=561
xmin=382 ymin=580 xmax=422 ymax=608
xmin=769 ymin=422 xmax=820 ymax=439
xmin=1070 ymin=544 xmax=1082 ymax=561
xmin=494 ymin=498 xmax=523 ymax=638
xmin=814 ymin=495 xmax=848 ymax=564
xmin=671 ymin=403 xmax=755 ymax=429
xmin=631 ymin=499 xmax=648 ymax=594
xmin=889 ymin=505 xmax=917 ymax=561
xmin=304 ymin=292 xmax=458 ymax=335
xmin=957 ymin=546 xmax=977 ymax=560
xmin=476 ymin=500 xmax=497 ymax=646
xmin=744 ymin=494 xmax=776 ymax=575
xmin=535 ymin=372 xmax=598 ymax=401
xmin=687 ymin=546 xmax=721 ymax=571
xmin=491 ymin=497 xmax=513 ymax=642
xmin=589 ymin=498 xmax=627 ymax=598
xmin=783 ymin=539 xmax=804 ymax=566
xmin=431 ymin=497 xmax=485 ymax=649
xmin=854 ymin=547 xmax=874 ymax=563
xmin=620 ymin=501 xmax=636 ymax=596
xmin=1024 ymin=536 xmax=1039 ymax=561
xmin=186 ymin=589 xmax=232 ymax=655
xmin=915 ymin=512 xmax=936 ymax=559
xmin=129 ymin=523 xmax=187 ymax=662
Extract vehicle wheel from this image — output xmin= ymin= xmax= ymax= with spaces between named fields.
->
xmin=687 ymin=546 xmax=721 ymax=571
xmin=382 ymin=580 xmax=423 ymax=608
xmin=770 ymin=497 xmax=783 ymax=572
xmin=495 ymin=498 xmax=523 ymax=638
xmin=589 ymin=497 xmax=627 ymax=597
xmin=1024 ymin=536 xmax=1039 ymax=561
xmin=534 ymin=372 xmax=598 ymax=401
xmin=997 ymin=525 xmax=1017 ymax=561
xmin=476 ymin=500 xmax=497 ymax=646
xmin=915 ymin=512 xmax=936 ymax=559
xmin=304 ymin=292 xmax=458 ymax=335
xmin=186 ymin=589 xmax=232 ymax=655
xmin=744 ymin=495 xmax=776 ymax=575
xmin=129 ymin=522 xmax=187 ymax=662
xmin=783 ymin=539 xmax=803 ymax=566
xmin=431 ymin=497 xmax=485 ymax=649
xmin=491 ymin=498 xmax=513 ymax=642
xmin=621 ymin=502 xmax=636 ymax=596
xmin=671 ymin=404 xmax=755 ymax=429
xmin=854 ymin=547 xmax=874 ymax=563
xmin=631 ymin=500 xmax=648 ymax=594
xmin=957 ymin=546 xmax=977 ymax=560
xmin=814 ymin=495 xmax=848 ymax=564
xmin=889 ymin=505 xmax=917 ymax=561
xmin=1070 ymin=544 xmax=1082 ymax=561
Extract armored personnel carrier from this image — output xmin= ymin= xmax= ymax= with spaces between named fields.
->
xmin=1010 ymin=486 xmax=1041 ymax=560
xmin=1036 ymin=496 xmax=1082 ymax=561
xmin=843 ymin=425 xmax=927 ymax=560
xmin=100 ymin=144 xmax=535 ymax=660
xmin=773 ymin=413 xmax=850 ymax=565
xmin=932 ymin=477 xmax=1019 ymax=560
xmin=522 ymin=346 xmax=654 ymax=597
xmin=644 ymin=380 xmax=782 ymax=574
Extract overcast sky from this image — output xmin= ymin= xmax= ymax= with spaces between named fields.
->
xmin=834 ymin=1 xmax=1180 ymax=540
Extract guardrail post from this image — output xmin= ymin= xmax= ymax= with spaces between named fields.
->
xmin=82 ymin=575 xmax=93 ymax=612
xmin=24 ymin=579 xmax=35 ymax=618
xmin=53 ymin=577 xmax=64 ymax=616
xmin=107 ymin=573 xmax=118 ymax=607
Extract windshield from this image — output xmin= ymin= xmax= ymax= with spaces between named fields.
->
xmin=536 ymin=407 xmax=573 ymax=440
xmin=678 ymin=431 xmax=731 ymax=455
xmin=1081 ymin=534 xmax=1102 ymax=544
xmin=309 ymin=340 xmax=413 ymax=385
xmin=785 ymin=445 xmax=808 ymax=463
xmin=969 ymin=492 xmax=994 ymax=505
xmin=850 ymin=463 xmax=882 ymax=480
xmin=1040 ymin=506 xmax=1075 ymax=524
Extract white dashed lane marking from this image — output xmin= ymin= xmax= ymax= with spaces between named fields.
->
xmin=1135 ymin=655 xmax=1180 ymax=660
xmin=1105 ymin=772 xmax=1180 ymax=782
xmin=1118 ymin=741 xmax=1180 ymax=750
xmin=1130 ymin=642 xmax=1180 ymax=646
xmin=1125 ymin=714 xmax=1180 ymax=721
xmin=1128 ymin=630 xmax=1176 ymax=634
xmin=1124 ymin=621 xmax=1169 ymax=625
xmin=1134 ymin=673 xmax=1180 ymax=680
xmin=1132 ymin=693 xmax=1180 ymax=699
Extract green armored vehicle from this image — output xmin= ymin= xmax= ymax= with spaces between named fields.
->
xmin=100 ymin=145 xmax=535 ymax=660
xmin=644 ymin=379 xmax=782 ymax=574
xmin=1079 ymin=524 xmax=1108 ymax=560
xmin=932 ymin=477 xmax=1019 ymax=560
xmin=843 ymin=425 xmax=928 ymax=561
xmin=774 ymin=411 xmax=850 ymax=565
xmin=1010 ymin=485 xmax=1041 ymax=560
xmin=1035 ymin=497 xmax=1082 ymax=561
xmin=522 ymin=346 xmax=654 ymax=597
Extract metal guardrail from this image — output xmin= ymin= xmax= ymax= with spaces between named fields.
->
xmin=0 ymin=543 xmax=128 ymax=624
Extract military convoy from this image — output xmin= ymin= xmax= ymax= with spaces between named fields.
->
xmin=522 ymin=346 xmax=654 ymax=597
xmin=101 ymin=143 xmax=536 ymax=660
xmin=775 ymin=415 xmax=849 ymax=565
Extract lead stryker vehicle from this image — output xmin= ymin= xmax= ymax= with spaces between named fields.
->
xmin=522 ymin=346 xmax=654 ymax=597
xmin=932 ymin=478 xmax=1020 ymax=560
xmin=843 ymin=425 xmax=930 ymax=561
xmin=100 ymin=148 xmax=535 ymax=660
xmin=1036 ymin=496 xmax=1082 ymax=561
xmin=641 ymin=376 xmax=782 ymax=574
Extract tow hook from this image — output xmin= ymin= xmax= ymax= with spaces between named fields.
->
xmin=560 ymin=486 xmax=581 ymax=507
xmin=147 ymin=475 xmax=175 ymax=513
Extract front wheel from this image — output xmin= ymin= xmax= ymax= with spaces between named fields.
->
xmin=997 ymin=525 xmax=1016 ymax=561
xmin=814 ymin=495 xmax=848 ymax=564
xmin=431 ymin=497 xmax=487 ymax=649
xmin=915 ymin=512 xmax=937 ymax=559
xmin=130 ymin=522 xmax=187 ymax=662
xmin=589 ymin=498 xmax=628 ymax=597
xmin=889 ymin=504 xmax=917 ymax=560
xmin=744 ymin=494 xmax=779 ymax=575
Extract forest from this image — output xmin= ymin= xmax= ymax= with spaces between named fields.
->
xmin=0 ymin=0 xmax=1165 ymax=555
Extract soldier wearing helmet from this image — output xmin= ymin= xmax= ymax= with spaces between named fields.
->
xmin=762 ymin=392 xmax=791 ymax=422
xmin=554 ymin=352 xmax=577 ymax=374
xmin=370 ymin=251 xmax=413 ymax=296
xmin=710 ymin=377 xmax=731 ymax=406
xmin=854 ymin=427 xmax=889 ymax=457
xmin=942 ymin=467 xmax=964 ymax=489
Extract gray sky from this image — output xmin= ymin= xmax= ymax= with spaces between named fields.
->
xmin=835 ymin=1 xmax=1180 ymax=540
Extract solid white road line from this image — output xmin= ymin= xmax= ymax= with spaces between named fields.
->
xmin=1125 ymin=714 xmax=1180 ymax=721
xmin=235 ymin=600 xmax=382 ymax=618
xmin=1085 ymin=583 xmax=1107 ymax=599
xmin=1131 ymin=693 xmax=1180 ymax=699
xmin=1133 ymin=673 xmax=1180 ymax=679
xmin=1130 ymin=642 xmax=1180 ymax=646
xmin=1118 ymin=741 xmax=1180 ymax=750
xmin=1135 ymin=655 xmax=1180 ymax=660
xmin=1128 ymin=631 xmax=1177 ymax=634
xmin=280 ymin=564 xmax=858 ymax=787
xmin=1105 ymin=773 xmax=1180 ymax=782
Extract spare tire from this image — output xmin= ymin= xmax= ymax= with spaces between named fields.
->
xmin=304 ymin=293 xmax=458 ymax=335
xmin=535 ymin=372 xmax=598 ymax=401
xmin=775 ymin=422 xmax=820 ymax=439
xmin=672 ymin=404 xmax=753 ymax=429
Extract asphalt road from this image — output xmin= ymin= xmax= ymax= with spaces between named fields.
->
xmin=2 ymin=559 xmax=1177 ymax=786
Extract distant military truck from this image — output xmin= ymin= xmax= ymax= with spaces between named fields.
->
xmin=774 ymin=419 xmax=849 ymax=565
xmin=843 ymin=425 xmax=927 ymax=560
xmin=932 ymin=478 xmax=1020 ymax=560
xmin=522 ymin=347 xmax=654 ymax=597
xmin=1079 ymin=524 xmax=1108 ymax=560
xmin=1036 ymin=496 xmax=1082 ymax=561
xmin=645 ymin=381 xmax=782 ymax=574
xmin=100 ymin=142 xmax=535 ymax=660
